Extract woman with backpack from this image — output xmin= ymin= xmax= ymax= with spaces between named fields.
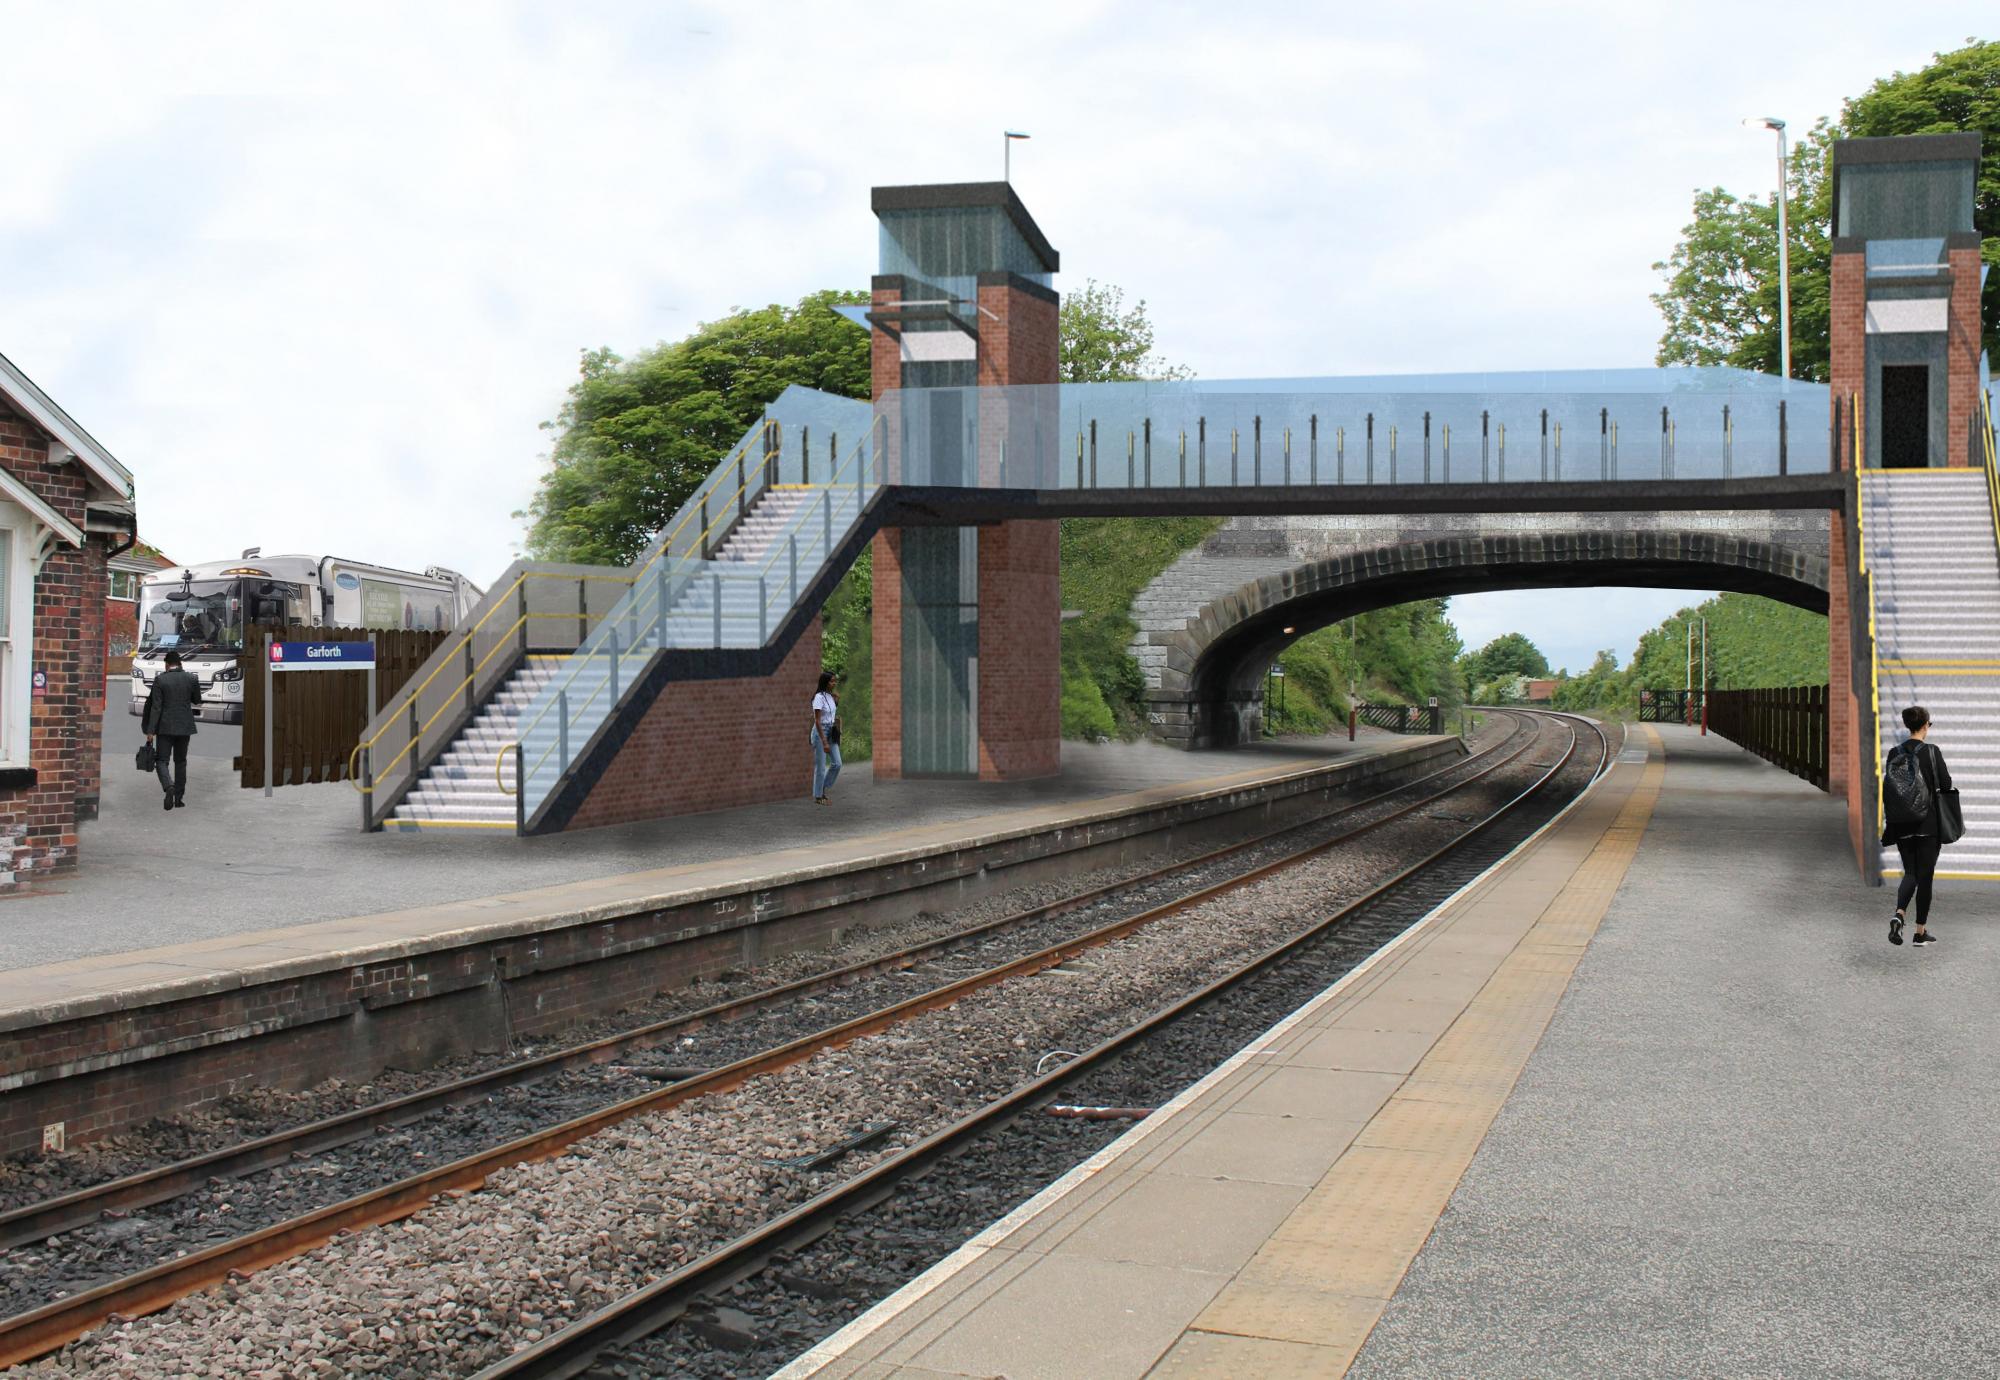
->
xmin=1882 ymin=704 xmax=1960 ymax=947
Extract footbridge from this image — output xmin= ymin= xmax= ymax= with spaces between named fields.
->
xmin=354 ymin=134 xmax=1994 ymax=882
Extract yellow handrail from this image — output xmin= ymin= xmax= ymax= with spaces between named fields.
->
xmin=1982 ymin=389 xmax=1998 ymax=565
xmin=496 ymin=741 xmax=518 ymax=798
xmin=514 ymin=416 xmax=886 ymax=800
xmin=348 ymin=416 xmax=790 ymax=797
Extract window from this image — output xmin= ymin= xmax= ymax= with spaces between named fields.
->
xmin=108 ymin=569 xmax=141 ymax=601
xmin=0 ymin=507 xmax=30 ymax=766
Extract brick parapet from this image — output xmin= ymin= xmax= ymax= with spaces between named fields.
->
xmin=976 ymin=520 xmax=1060 ymax=780
xmin=560 ymin=620 xmax=826 ymax=830
xmin=1946 ymin=244 xmax=1983 ymax=467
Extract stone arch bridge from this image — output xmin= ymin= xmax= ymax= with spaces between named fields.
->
xmin=1131 ymin=509 xmax=1832 ymax=748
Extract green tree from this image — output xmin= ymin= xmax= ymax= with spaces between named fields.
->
xmin=1059 ymin=280 xmax=1194 ymax=384
xmin=1459 ymin=632 xmax=1550 ymax=688
xmin=1651 ymin=120 xmax=1836 ymax=381
xmin=521 ymin=290 xmax=870 ymax=564
xmin=1652 ymin=39 xmax=2000 ymax=377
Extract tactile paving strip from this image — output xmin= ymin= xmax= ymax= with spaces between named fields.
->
xmin=1175 ymin=727 xmax=1666 ymax=1376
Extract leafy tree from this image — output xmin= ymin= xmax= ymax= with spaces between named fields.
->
xmin=1460 ymin=632 xmax=1550 ymax=688
xmin=522 ymin=290 xmax=870 ymax=564
xmin=1652 ymin=39 xmax=2000 ymax=377
xmin=1059 ymin=280 xmax=1194 ymax=384
xmin=1651 ymin=120 xmax=1835 ymax=381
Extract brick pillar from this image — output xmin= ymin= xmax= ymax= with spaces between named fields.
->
xmin=1827 ymin=247 xmax=1865 ymax=862
xmin=870 ymin=528 xmax=905 ymax=780
xmin=1946 ymin=243 xmax=1984 ymax=467
xmin=973 ymin=273 xmax=1061 ymax=780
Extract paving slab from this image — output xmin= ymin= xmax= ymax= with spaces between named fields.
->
xmin=1346 ymin=724 xmax=2000 ymax=1378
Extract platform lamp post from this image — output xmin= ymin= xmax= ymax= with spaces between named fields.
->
xmin=1699 ymin=615 xmax=1709 ymax=735
xmin=1743 ymin=116 xmax=1791 ymax=381
xmin=1004 ymin=130 xmax=1030 ymax=182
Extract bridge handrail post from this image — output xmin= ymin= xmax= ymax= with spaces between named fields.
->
xmin=1723 ymin=404 xmax=1732 ymax=479
xmin=800 ymin=425 xmax=809 ymax=487
xmin=1199 ymin=417 xmax=1207 ymax=486
xmin=1661 ymin=405 xmax=1670 ymax=479
xmin=1540 ymin=409 xmax=1548 ymax=481
xmin=1090 ymin=419 xmax=1098 ymax=488
xmin=1366 ymin=413 xmax=1374 ymax=484
xmin=1778 ymin=399 xmax=1788 ymax=475
xmin=1232 ymin=426 xmax=1240 ymax=485
xmin=1554 ymin=421 xmax=1562 ymax=478
xmin=1127 ymin=429 xmax=1135 ymax=489
xmin=1283 ymin=425 xmax=1291 ymax=485
xmin=1336 ymin=423 xmax=1344 ymax=485
xmin=1482 ymin=410 xmax=1490 ymax=483
xmin=1442 ymin=422 xmax=1450 ymax=483
xmin=1423 ymin=411 xmax=1432 ymax=484
xmin=1253 ymin=416 xmax=1262 ymax=486
xmin=1310 ymin=414 xmax=1318 ymax=484
xmin=1600 ymin=407 xmax=1609 ymax=481
xmin=1178 ymin=428 xmax=1186 ymax=488
xmin=1144 ymin=419 xmax=1152 ymax=488
xmin=1390 ymin=425 xmax=1397 ymax=483
xmin=1076 ymin=431 xmax=1084 ymax=489
xmin=1498 ymin=421 xmax=1505 ymax=483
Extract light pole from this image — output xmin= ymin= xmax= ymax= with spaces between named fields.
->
xmin=1004 ymin=130 xmax=1030 ymax=182
xmin=1744 ymin=116 xmax=1791 ymax=381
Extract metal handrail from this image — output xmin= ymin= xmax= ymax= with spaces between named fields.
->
xmin=496 ymin=741 xmax=518 ymax=797
xmin=515 ymin=417 xmax=886 ymax=802
xmin=342 ymin=568 xmax=624 ymax=784
xmin=1982 ymin=389 xmax=1999 ymax=575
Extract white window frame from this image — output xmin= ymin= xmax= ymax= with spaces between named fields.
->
xmin=108 ymin=569 xmax=141 ymax=602
xmin=0 ymin=501 xmax=36 ymax=768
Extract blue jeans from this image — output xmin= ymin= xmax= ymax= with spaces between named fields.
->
xmin=813 ymin=732 xmax=843 ymax=799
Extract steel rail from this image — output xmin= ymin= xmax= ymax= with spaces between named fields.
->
xmin=471 ymin=710 xmax=1607 ymax=1380
xmin=0 ymin=715 xmax=1551 ymax=1367
xmin=0 ymin=718 xmax=1526 ymax=1258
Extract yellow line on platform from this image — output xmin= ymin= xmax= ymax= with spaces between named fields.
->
xmin=1166 ymin=728 xmax=1668 ymax=1377
xmin=1858 ymin=466 xmax=1985 ymax=477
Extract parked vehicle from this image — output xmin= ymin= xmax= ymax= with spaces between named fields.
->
xmin=128 ymin=551 xmax=482 ymax=724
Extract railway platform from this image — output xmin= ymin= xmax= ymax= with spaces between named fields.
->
xmin=0 ymin=729 xmax=1461 ymax=1158
xmin=785 ymin=723 xmax=2000 ymax=1379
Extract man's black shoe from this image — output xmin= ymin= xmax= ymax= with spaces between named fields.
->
xmin=1889 ymin=915 xmax=1904 ymax=946
xmin=162 ymin=794 xmax=174 ymax=811
xmin=173 ymin=797 xmax=185 ymax=809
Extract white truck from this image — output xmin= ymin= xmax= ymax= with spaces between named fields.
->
xmin=129 ymin=551 xmax=484 ymax=724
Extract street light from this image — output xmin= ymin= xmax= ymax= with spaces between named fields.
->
xmin=1004 ymin=131 xmax=1030 ymax=182
xmin=1743 ymin=116 xmax=1791 ymax=381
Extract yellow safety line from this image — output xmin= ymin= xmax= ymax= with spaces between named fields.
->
xmin=385 ymin=818 xmax=517 ymax=830
xmin=1856 ymin=466 xmax=1986 ymax=477
xmin=1184 ymin=734 xmax=1666 ymax=1375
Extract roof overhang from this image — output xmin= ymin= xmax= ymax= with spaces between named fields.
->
xmin=870 ymin=182 xmax=1061 ymax=273
xmin=0 ymin=350 xmax=135 ymax=501
xmin=0 ymin=469 xmax=84 ymax=548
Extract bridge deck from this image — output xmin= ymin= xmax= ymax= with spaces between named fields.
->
xmin=786 ymin=724 xmax=2000 ymax=1379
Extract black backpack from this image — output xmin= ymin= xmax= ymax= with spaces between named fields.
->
xmin=1883 ymin=742 xmax=1933 ymax=829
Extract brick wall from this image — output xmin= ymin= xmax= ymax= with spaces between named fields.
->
xmin=1946 ymin=243 xmax=1984 ymax=467
xmin=1828 ymin=249 xmax=1865 ymax=461
xmin=0 ymin=402 xmax=101 ymax=884
xmin=1827 ymin=249 xmax=1862 ymax=822
xmin=561 ymin=619 xmax=825 ymax=830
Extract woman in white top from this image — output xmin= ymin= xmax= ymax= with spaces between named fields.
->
xmin=811 ymin=672 xmax=842 ymax=804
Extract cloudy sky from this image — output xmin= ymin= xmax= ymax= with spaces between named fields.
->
xmin=2 ymin=1 xmax=1988 ymax=673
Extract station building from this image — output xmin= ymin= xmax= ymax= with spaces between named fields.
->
xmin=0 ymin=351 xmax=139 ymax=876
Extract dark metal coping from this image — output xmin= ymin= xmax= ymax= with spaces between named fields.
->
xmin=871 ymin=182 xmax=1061 ymax=273
xmin=1831 ymin=134 xmax=1983 ymax=237
xmin=1831 ymin=231 xmax=1984 ymax=255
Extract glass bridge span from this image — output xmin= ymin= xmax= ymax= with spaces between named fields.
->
xmin=752 ymin=368 xmax=1834 ymax=493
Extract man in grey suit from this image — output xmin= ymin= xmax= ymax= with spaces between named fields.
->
xmin=142 ymin=651 xmax=203 ymax=810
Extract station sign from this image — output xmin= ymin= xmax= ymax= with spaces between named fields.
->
xmin=269 ymin=641 xmax=377 ymax=671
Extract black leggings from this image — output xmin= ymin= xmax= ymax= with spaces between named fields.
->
xmin=1895 ymin=835 xmax=1942 ymax=925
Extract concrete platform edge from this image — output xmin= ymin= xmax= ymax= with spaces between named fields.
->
xmin=775 ymin=719 xmax=1629 ymax=1380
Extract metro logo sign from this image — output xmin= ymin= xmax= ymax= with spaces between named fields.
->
xmin=269 ymin=641 xmax=377 ymax=671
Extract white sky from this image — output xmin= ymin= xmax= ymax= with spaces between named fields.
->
xmin=3 ymin=1 xmax=1987 ymax=673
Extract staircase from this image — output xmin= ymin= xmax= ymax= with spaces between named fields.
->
xmin=384 ymin=656 xmax=566 ymax=831
xmin=1861 ymin=469 xmax=2000 ymax=878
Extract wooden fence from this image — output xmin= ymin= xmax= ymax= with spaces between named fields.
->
xmin=235 ymin=627 xmax=453 ymax=788
xmin=1705 ymin=684 xmax=1829 ymax=791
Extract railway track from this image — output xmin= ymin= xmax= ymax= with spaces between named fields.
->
xmin=2 ymin=711 xmax=1589 ymax=1373
xmin=474 ymin=709 xmax=1612 ymax=1379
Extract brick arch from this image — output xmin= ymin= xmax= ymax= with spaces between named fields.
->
xmin=1148 ymin=530 xmax=1830 ymax=749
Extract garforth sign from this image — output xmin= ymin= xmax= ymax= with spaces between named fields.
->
xmin=269 ymin=641 xmax=378 ymax=670
xmin=263 ymin=640 xmax=379 ymax=801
